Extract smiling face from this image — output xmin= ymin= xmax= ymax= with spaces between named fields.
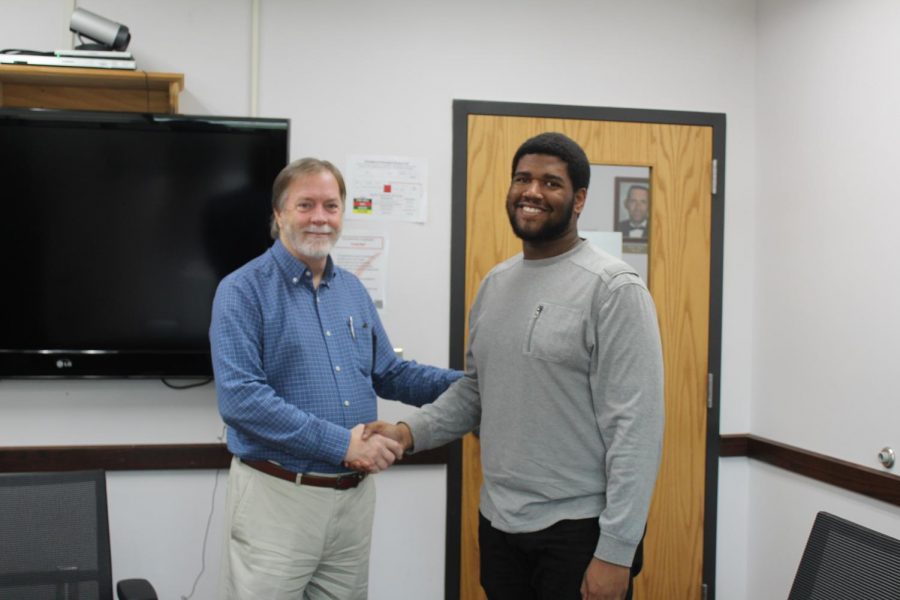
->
xmin=274 ymin=170 xmax=344 ymax=266
xmin=506 ymin=153 xmax=586 ymax=258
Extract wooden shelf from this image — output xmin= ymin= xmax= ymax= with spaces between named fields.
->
xmin=0 ymin=65 xmax=184 ymax=113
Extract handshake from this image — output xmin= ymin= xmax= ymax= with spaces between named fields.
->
xmin=343 ymin=421 xmax=414 ymax=474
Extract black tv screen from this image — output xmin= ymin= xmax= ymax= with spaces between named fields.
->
xmin=0 ymin=108 xmax=289 ymax=377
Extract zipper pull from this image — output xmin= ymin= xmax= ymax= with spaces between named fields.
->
xmin=526 ymin=304 xmax=544 ymax=353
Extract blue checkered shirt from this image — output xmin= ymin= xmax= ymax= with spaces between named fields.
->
xmin=210 ymin=240 xmax=462 ymax=474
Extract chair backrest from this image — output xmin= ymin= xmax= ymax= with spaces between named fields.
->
xmin=788 ymin=511 xmax=900 ymax=600
xmin=0 ymin=470 xmax=113 ymax=600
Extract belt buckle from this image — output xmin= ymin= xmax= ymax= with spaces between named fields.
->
xmin=335 ymin=472 xmax=361 ymax=489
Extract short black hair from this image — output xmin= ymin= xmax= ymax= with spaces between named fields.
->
xmin=511 ymin=132 xmax=590 ymax=191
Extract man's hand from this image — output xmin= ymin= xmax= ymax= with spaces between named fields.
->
xmin=343 ymin=424 xmax=403 ymax=473
xmin=362 ymin=420 xmax=414 ymax=451
xmin=580 ymin=557 xmax=630 ymax=600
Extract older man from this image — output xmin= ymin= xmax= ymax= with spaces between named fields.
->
xmin=210 ymin=157 xmax=461 ymax=599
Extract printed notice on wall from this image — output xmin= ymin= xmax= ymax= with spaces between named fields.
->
xmin=333 ymin=233 xmax=388 ymax=309
xmin=345 ymin=155 xmax=427 ymax=223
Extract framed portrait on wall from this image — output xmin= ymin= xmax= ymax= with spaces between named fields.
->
xmin=613 ymin=177 xmax=651 ymax=244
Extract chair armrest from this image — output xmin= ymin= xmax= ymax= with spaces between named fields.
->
xmin=116 ymin=578 xmax=158 ymax=600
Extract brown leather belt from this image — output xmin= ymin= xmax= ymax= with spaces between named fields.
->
xmin=241 ymin=459 xmax=366 ymax=490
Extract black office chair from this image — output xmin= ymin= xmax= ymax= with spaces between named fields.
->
xmin=0 ymin=470 xmax=157 ymax=600
xmin=788 ymin=511 xmax=900 ymax=600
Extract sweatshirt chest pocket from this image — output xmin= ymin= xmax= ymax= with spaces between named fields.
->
xmin=523 ymin=302 xmax=584 ymax=364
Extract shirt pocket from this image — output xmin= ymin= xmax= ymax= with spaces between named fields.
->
xmin=352 ymin=319 xmax=374 ymax=375
xmin=523 ymin=301 xmax=584 ymax=364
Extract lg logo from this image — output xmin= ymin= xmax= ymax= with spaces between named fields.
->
xmin=56 ymin=359 xmax=73 ymax=369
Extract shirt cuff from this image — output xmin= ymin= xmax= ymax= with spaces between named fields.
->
xmin=595 ymin=532 xmax=638 ymax=568
xmin=402 ymin=412 xmax=432 ymax=454
xmin=318 ymin=422 xmax=353 ymax=466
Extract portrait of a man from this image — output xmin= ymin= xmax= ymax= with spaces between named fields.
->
xmin=614 ymin=178 xmax=651 ymax=241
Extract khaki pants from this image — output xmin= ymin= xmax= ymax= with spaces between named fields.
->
xmin=220 ymin=457 xmax=375 ymax=600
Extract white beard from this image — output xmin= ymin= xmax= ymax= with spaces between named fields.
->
xmin=284 ymin=226 xmax=340 ymax=259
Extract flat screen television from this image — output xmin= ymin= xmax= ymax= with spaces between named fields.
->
xmin=0 ymin=108 xmax=289 ymax=378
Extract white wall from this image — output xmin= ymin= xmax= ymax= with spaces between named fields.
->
xmin=716 ymin=458 xmax=750 ymax=600
xmin=755 ymin=0 xmax=900 ymax=470
xmin=7 ymin=1 xmax=897 ymax=599
xmin=746 ymin=1 xmax=900 ymax=597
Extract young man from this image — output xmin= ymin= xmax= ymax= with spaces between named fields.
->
xmin=210 ymin=158 xmax=461 ymax=599
xmin=364 ymin=133 xmax=664 ymax=600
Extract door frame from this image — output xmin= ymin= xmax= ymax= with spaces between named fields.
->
xmin=446 ymin=99 xmax=726 ymax=599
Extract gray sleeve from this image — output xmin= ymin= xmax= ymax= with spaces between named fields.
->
xmin=590 ymin=281 xmax=665 ymax=566
xmin=404 ymin=362 xmax=481 ymax=452
xmin=404 ymin=283 xmax=488 ymax=451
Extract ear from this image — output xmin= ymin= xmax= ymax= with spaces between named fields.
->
xmin=273 ymin=208 xmax=284 ymax=230
xmin=573 ymin=188 xmax=587 ymax=216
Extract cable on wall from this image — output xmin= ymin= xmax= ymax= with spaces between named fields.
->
xmin=161 ymin=377 xmax=213 ymax=390
xmin=64 ymin=0 xmax=77 ymax=49
xmin=249 ymin=0 xmax=260 ymax=117
xmin=180 ymin=425 xmax=227 ymax=600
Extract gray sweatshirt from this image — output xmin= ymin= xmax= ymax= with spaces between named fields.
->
xmin=405 ymin=240 xmax=664 ymax=567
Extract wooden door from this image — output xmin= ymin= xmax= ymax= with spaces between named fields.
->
xmin=458 ymin=114 xmax=713 ymax=599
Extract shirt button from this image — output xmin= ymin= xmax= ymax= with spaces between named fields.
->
xmin=291 ymin=277 xmax=299 ymax=284
xmin=325 ymin=330 xmax=331 ymax=336
xmin=335 ymin=365 xmax=341 ymax=372
xmin=343 ymin=400 xmax=350 ymax=407
xmin=306 ymin=272 xmax=312 ymax=278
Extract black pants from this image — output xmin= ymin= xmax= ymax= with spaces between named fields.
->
xmin=478 ymin=513 xmax=642 ymax=600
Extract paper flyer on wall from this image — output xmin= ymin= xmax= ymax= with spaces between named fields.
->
xmin=332 ymin=233 xmax=388 ymax=309
xmin=345 ymin=155 xmax=427 ymax=223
